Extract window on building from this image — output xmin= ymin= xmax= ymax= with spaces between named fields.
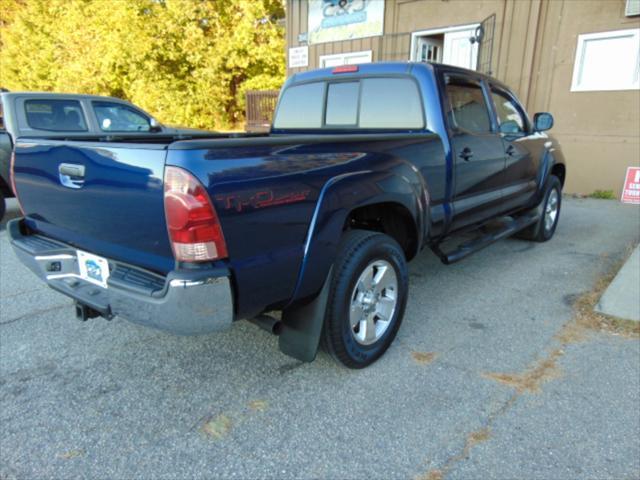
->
xmin=93 ymin=102 xmax=151 ymax=132
xmin=571 ymin=28 xmax=640 ymax=92
xmin=490 ymin=88 xmax=527 ymax=134
xmin=319 ymin=50 xmax=372 ymax=68
xmin=444 ymin=78 xmax=491 ymax=133
xmin=326 ymin=82 xmax=359 ymax=126
xmin=24 ymin=99 xmax=88 ymax=132
xmin=359 ymin=78 xmax=424 ymax=129
xmin=273 ymin=82 xmax=324 ymax=129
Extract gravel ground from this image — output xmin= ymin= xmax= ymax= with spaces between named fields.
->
xmin=1 ymin=197 xmax=639 ymax=480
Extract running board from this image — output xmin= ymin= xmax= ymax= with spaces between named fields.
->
xmin=432 ymin=214 xmax=539 ymax=265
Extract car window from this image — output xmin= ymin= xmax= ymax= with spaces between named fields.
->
xmin=24 ymin=99 xmax=88 ymax=132
xmin=359 ymin=78 xmax=424 ymax=129
xmin=491 ymin=88 xmax=526 ymax=134
xmin=326 ymin=82 xmax=359 ymax=126
xmin=444 ymin=77 xmax=492 ymax=133
xmin=273 ymin=82 xmax=325 ymax=129
xmin=93 ymin=101 xmax=151 ymax=132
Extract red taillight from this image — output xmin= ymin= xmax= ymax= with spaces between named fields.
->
xmin=332 ymin=65 xmax=359 ymax=74
xmin=163 ymin=166 xmax=228 ymax=262
xmin=9 ymin=151 xmax=24 ymax=215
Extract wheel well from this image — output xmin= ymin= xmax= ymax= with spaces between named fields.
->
xmin=344 ymin=202 xmax=418 ymax=260
xmin=551 ymin=164 xmax=566 ymax=188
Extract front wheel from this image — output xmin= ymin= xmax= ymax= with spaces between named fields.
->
xmin=517 ymin=175 xmax=562 ymax=242
xmin=322 ymin=230 xmax=409 ymax=368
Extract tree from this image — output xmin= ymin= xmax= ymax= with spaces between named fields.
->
xmin=0 ymin=0 xmax=285 ymax=129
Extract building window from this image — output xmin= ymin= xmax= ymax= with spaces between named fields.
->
xmin=319 ymin=50 xmax=372 ymax=68
xmin=571 ymin=29 xmax=640 ymax=92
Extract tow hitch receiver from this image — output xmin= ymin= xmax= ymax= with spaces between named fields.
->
xmin=75 ymin=302 xmax=102 ymax=321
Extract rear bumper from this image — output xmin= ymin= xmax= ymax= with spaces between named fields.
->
xmin=7 ymin=219 xmax=234 ymax=335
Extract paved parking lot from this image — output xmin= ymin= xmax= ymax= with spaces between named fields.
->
xmin=1 ymin=197 xmax=639 ymax=480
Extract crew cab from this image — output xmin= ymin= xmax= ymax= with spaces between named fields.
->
xmin=0 ymin=91 xmax=208 ymax=220
xmin=8 ymin=63 xmax=566 ymax=368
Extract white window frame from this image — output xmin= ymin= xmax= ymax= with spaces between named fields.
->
xmin=571 ymin=28 xmax=640 ymax=92
xmin=319 ymin=50 xmax=372 ymax=68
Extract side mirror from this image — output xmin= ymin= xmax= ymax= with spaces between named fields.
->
xmin=149 ymin=117 xmax=162 ymax=133
xmin=533 ymin=112 xmax=554 ymax=132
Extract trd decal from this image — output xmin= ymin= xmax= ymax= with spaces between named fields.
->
xmin=215 ymin=189 xmax=311 ymax=212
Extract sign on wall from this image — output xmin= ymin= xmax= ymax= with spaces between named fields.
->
xmin=289 ymin=46 xmax=309 ymax=68
xmin=308 ymin=0 xmax=385 ymax=45
xmin=621 ymin=166 xmax=640 ymax=204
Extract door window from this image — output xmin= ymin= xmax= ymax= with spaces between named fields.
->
xmin=24 ymin=99 xmax=88 ymax=132
xmin=444 ymin=77 xmax=492 ymax=133
xmin=490 ymin=89 xmax=527 ymax=134
xmin=93 ymin=102 xmax=151 ymax=132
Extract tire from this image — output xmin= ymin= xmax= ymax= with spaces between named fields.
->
xmin=517 ymin=175 xmax=562 ymax=242
xmin=0 ymin=190 xmax=5 ymax=222
xmin=322 ymin=229 xmax=409 ymax=369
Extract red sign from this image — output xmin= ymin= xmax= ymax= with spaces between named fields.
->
xmin=621 ymin=167 xmax=640 ymax=205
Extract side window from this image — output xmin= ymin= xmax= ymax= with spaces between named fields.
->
xmin=24 ymin=99 xmax=88 ymax=132
xmin=491 ymin=88 xmax=527 ymax=134
xmin=359 ymin=78 xmax=424 ymax=129
xmin=444 ymin=77 xmax=492 ymax=133
xmin=325 ymin=82 xmax=359 ymax=126
xmin=93 ymin=102 xmax=151 ymax=132
xmin=273 ymin=82 xmax=324 ymax=129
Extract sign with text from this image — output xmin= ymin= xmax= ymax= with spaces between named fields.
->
xmin=308 ymin=0 xmax=384 ymax=45
xmin=289 ymin=46 xmax=309 ymax=68
xmin=621 ymin=166 xmax=640 ymax=204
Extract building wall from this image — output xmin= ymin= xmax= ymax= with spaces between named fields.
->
xmin=285 ymin=0 xmax=640 ymax=196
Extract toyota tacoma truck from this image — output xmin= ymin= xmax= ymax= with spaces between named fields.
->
xmin=8 ymin=63 xmax=566 ymax=368
xmin=0 ymin=91 xmax=211 ymax=220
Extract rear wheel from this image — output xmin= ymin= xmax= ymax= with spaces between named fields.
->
xmin=322 ymin=230 xmax=409 ymax=368
xmin=517 ymin=175 xmax=562 ymax=242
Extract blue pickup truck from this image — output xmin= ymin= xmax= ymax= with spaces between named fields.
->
xmin=9 ymin=63 xmax=566 ymax=368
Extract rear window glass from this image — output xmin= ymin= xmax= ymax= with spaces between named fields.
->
xmin=24 ymin=99 xmax=88 ymax=132
xmin=93 ymin=101 xmax=151 ymax=132
xmin=273 ymin=77 xmax=424 ymax=130
xmin=326 ymin=82 xmax=359 ymax=126
xmin=273 ymin=82 xmax=324 ymax=129
xmin=359 ymin=78 xmax=424 ymax=129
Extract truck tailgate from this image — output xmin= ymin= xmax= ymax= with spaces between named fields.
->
xmin=12 ymin=141 xmax=174 ymax=273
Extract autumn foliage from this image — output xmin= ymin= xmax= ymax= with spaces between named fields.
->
xmin=0 ymin=0 xmax=286 ymax=130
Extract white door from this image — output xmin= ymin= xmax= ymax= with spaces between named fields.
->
xmin=416 ymin=37 xmax=444 ymax=63
xmin=443 ymin=29 xmax=478 ymax=70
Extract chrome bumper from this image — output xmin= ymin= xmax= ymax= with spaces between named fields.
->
xmin=7 ymin=219 xmax=233 ymax=335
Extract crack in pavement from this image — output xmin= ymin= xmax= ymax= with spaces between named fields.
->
xmin=0 ymin=304 xmax=69 ymax=326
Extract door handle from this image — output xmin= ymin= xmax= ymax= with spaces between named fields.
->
xmin=459 ymin=147 xmax=473 ymax=161
xmin=58 ymin=163 xmax=85 ymax=189
xmin=506 ymin=145 xmax=516 ymax=156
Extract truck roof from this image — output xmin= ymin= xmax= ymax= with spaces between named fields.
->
xmin=0 ymin=91 xmax=132 ymax=103
xmin=289 ymin=61 xmax=510 ymax=91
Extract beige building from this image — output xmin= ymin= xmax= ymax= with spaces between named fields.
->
xmin=285 ymin=0 xmax=640 ymax=197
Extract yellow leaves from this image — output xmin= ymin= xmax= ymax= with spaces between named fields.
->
xmin=0 ymin=0 xmax=285 ymax=130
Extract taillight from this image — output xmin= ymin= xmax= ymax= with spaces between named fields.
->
xmin=163 ymin=166 xmax=228 ymax=262
xmin=9 ymin=151 xmax=24 ymax=215
xmin=332 ymin=65 xmax=359 ymax=74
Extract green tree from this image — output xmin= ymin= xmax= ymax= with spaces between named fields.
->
xmin=0 ymin=0 xmax=285 ymax=129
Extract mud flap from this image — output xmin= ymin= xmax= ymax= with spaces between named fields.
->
xmin=278 ymin=267 xmax=332 ymax=362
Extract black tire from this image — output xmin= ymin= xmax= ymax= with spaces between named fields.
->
xmin=322 ymin=229 xmax=409 ymax=369
xmin=0 ymin=190 xmax=5 ymax=222
xmin=517 ymin=175 xmax=562 ymax=242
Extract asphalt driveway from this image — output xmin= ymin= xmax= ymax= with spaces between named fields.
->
xmin=1 ymin=197 xmax=639 ymax=480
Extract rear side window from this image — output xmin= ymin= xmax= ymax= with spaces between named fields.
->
xmin=273 ymin=82 xmax=324 ymax=129
xmin=24 ymin=99 xmax=88 ymax=132
xmin=360 ymin=78 xmax=424 ymax=128
xmin=273 ymin=77 xmax=424 ymax=130
xmin=93 ymin=101 xmax=151 ymax=132
xmin=444 ymin=77 xmax=492 ymax=133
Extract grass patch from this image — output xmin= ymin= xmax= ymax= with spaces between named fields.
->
xmin=587 ymin=189 xmax=615 ymax=200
